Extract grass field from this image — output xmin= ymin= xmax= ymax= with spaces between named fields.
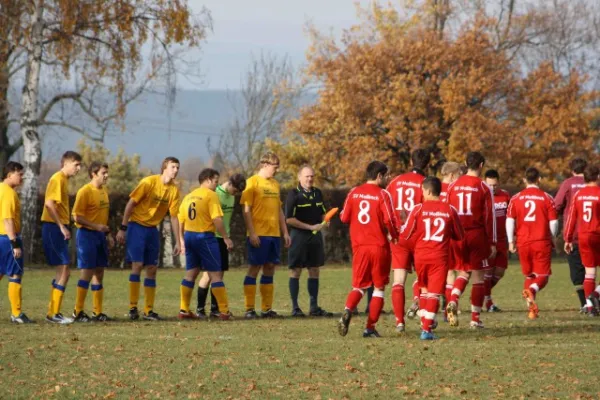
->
xmin=1 ymin=261 xmax=600 ymax=399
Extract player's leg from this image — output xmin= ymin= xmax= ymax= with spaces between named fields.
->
xmin=196 ymin=272 xmax=211 ymax=318
xmin=179 ymin=235 xmax=201 ymax=319
xmin=204 ymin=238 xmax=231 ymax=320
xmin=91 ymin=267 xmax=109 ymax=321
xmin=259 ymin=237 xmax=280 ymax=318
xmin=583 ymin=266 xmax=598 ymax=315
xmin=126 ymin=222 xmax=147 ymax=320
xmin=289 ymin=267 xmax=304 ymax=317
xmin=73 ymin=268 xmax=94 ymax=322
xmin=364 ymin=246 xmax=390 ymax=338
xmin=420 ymin=264 xmax=445 ymax=340
xmin=339 ymin=246 xmax=369 ymax=337
xmin=244 ymin=236 xmax=267 ymax=318
xmin=307 ymin=266 xmax=331 ymax=316
xmin=1 ymin=235 xmax=31 ymax=323
xmin=566 ymin=243 xmax=586 ymax=312
xmin=469 ymin=267 xmax=486 ymax=329
xmin=210 ymin=237 xmax=229 ymax=316
xmin=446 ymin=238 xmax=469 ymax=326
xmin=519 ymin=244 xmax=539 ymax=319
xmin=73 ymin=229 xmax=97 ymax=322
xmin=444 ymin=270 xmax=456 ymax=322
xmin=140 ymin=226 xmax=161 ymax=320
xmin=42 ymin=222 xmax=72 ymax=323
xmin=391 ymin=268 xmax=408 ymax=331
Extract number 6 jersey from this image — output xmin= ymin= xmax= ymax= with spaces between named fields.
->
xmin=506 ymin=185 xmax=557 ymax=245
xmin=340 ymin=183 xmax=399 ymax=248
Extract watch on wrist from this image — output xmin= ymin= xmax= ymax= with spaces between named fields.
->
xmin=120 ymin=224 xmax=128 ymax=231
xmin=10 ymin=239 xmax=21 ymax=249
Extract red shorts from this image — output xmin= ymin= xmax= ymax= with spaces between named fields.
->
xmin=490 ymin=242 xmax=508 ymax=269
xmin=415 ymin=261 xmax=448 ymax=295
xmin=518 ymin=241 xmax=552 ymax=276
xmin=352 ymin=245 xmax=391 ymax=289
xmin=579 ymin=234 xmax=600 ymax=268
xmin=391 ymin=237 xmax=414 ymax=271
xmin=453 ymin=229 xmax=492 ymax=272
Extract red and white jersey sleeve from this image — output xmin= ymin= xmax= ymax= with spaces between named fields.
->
xmin=493 ymin=189 xmax=511 ymax=243
xmin=506 ymin=187 xmax=557 ymax=245
xmin=447 ymin=175 xmax=496 ymax=244
xmin=340 ymin=183 xmax=399 ymax=248
xmin=386 ymin=171 xmax=426 ymax=225
xmin=401 ymin=200 xmax=464 ymax=262
xmin=564 ymin=186 xmax=600 ymax=242
xmin=440 ymin=182 xmax=449 ymax=203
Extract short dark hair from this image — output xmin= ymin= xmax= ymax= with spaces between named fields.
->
xmin=570 ymin=157 xmax=587 ymax=174
xmin=583 ymin=165 xmax=599 ymax=183
xmin=466 ymin=152 xmax=485 ymax=170
xmin=411 ymin=149 xmax=431 ymax=171
xmin=229 ymin=173 xmax=246 ymax=192
xmin=61 ymin=151 xmax=82 ymax=166
xmin=525 ymin=167 xmax=540 ymax=184
xmin=161 ymin=156 xmax=180 ymax=173
xmin=2 ymin=161 xmax=24 ymax=180
xmin=198 ymin=168 xmax=219 ymax=184
xmin=365 ymin=161 xmax=388 ymax=181
xmin=88 ymin=161 xmax=108 ymax=178
xmin=422 ymin=176 xmax=441 ymax=196
xmin=484 ymin=169 xmax=499 ymax=180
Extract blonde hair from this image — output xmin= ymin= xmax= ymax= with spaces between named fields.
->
xmin=441 ymin=161 xmax=462 ymax=177
xmin=260 ymin=152 xmax=280 ymax=165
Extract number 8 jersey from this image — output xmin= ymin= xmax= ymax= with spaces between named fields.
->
xmin=506 ymin=185 xmax=557 ymax=244
xmin=340 ymin=183 xmax=399 ymax=248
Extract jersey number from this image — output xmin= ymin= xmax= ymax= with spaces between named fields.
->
xmin=524 ymin=200 xmax=536 ymax=221
xmin=188 ymin=202 xmax=197 ymax=220
xmin=583 ymin=201 xmax=593 ymax=223
xmin=423 ymin=218 xmax=445 ymax=242
xmin=358 ymin=200 xmax=371 ymax=224
xmin=457 ymin=192 xmax=472 ymax=216
xmin=396 ymin=188 xmax=415 ymax=211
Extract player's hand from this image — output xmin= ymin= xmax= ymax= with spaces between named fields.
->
xmin=249 ymin=234 xmax=261 ymax=248
xmin=116 ymin=229 xmax=126 ymax=245
xmin=60 ymin=225 xmax=71 ymax=240
xmin=284 ymin=234 xmax=291 ymax=248
xmin=173 ymin=243 xmax=181 ymax=257
xmin=564 ymin=242 xmax=573 ymax=254
xmin=179 ymin=240 xmax=186 ymax=254
xmin=107 ymin=235 xmax=115 ymax=250
xmin=508 ymin=242 xmax=517 ymax=254
xmin=311 ymin=223 xmax=324 ymax=232
xmin=12 ymin=248 xmax=22 ymax=259
xmin=224 ymin=238 xmax=234 ymax=250
xmin=96 ymin=224 xmax=110 ymax=233
xmin=489 ymin=245 xmax=497 ymax=260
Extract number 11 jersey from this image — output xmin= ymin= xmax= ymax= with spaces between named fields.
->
xmin=506 ymin=186 xmax=557 ymax=245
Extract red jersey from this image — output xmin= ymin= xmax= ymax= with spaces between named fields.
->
xmin=493 ymin=189 xmax=511 ymax=243
xmin=340 ymin=183 xmax=399 ymax=248
xmin=555 ymin=175 xmax=586 ymax=242
xmin=386 ymin=170 xmax=426 ymax=224
xmin=447 ymin=175 xmax=496 ymax=244
xmin=401 ymin=200 xmax=464 ymax=262
xmin=564 ymin=185 xmax=600 ymax=242
xmin=440 ymin=182 xmax=449 ymax=203
xmin=506 ymin=186 xmax=558 ymax=245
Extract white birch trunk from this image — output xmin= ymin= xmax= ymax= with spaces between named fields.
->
xmin=19 ymin=1 xmax=45 ymax=262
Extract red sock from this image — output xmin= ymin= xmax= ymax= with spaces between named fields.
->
xmin=485 ymin=297 xmax=493 ymax=309
xmin=470 ymin=282 xmax=485 ymax=322
xmin=412 ymin=279 xmax=420 ymax=302
xmin=345 ymin=289 xmax=364 ymax=311
xmin=491 ymin=275 xmax=501 ymax=289
xmin=451 ymin=276 xmax=469 ymax=304
xmin=422 ymin=295 xmax=439 ymax=332
xmin=391 ymin=284 xmax=405 ymax=325
xmin=524 ymin=275 xmax=534 ymax=291
xmin=483 ymin=272 xmax=493 ymax=298
xmin=533 ymin=275 xmax=549 ymax=293
xmin=584 ymin=274 xmax=596 ymax=299
xmin=419 ymin=294 xmax=427 ymax=311
xmin=366 ymin=291 xmax=384 ymax=330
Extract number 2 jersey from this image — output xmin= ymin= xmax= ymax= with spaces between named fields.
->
xmin=506 ymin=186 xmax=557 ymax=245
xmin=400 ymin=200 xmax=464 ymax=263
xmin=340 ymin=183 xmax=399 ymax=248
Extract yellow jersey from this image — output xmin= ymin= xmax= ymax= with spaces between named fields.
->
xmin=129 ymin=175 xmax=180 ymax=227
xmin=41 ymin=171 xmax=70 ymax=225
xmin=72 ymin=183 xmax=110 ymax=229
xmin=0 ymin=182 xmax=21 ymax=234
xmin=178 ymin=187 xmax=223 ymax=233
xmin=240 ymin=175 xmax=282 ymax=237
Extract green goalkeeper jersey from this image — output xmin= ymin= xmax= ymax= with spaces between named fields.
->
xmin=216 ymin=185 xmax=234 ymax=238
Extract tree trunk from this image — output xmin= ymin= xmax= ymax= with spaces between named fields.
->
xmin=19 ymin=1 xmax=44 ymax=263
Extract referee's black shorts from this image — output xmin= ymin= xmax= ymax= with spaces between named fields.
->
xmin=216 ymin=237 xmax=229 ymax=271
xmin=288 ymin=229 xmax=325 ymax=269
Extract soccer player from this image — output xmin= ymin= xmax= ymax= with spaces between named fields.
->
xmin=240 ymin=152 xmax=291 ymax=319
xmin=195 ymin=173 xmax=246 ymax=318
xmin=506 ymin=167 xmax=558 ymax=319
xmin=42 ymin=150 xmax=82 ymax=324
xmin=285 ymin=165 xmax=333 ymax=317
xmin=555 ymin=157 xmax=588 ymax=312
xmin=116 ymin=157 xmax=182 ymax=321
xmin=338 ymin=161 xmax=399 ymax=338
xmin=71 ymin=162 xmax=112 ymax=322
xmin=178 ymin=168 xmax=233 ymax=320
xmin=564 ymin=165 xmax=600 ymax=315
xmin=0 ymin=162 xmax=32 ymax=323
xmin=484 ymin=169 xmax=511 ymax=312
xmin=387 ymin=149 xmax=430 ymax=333
xmin=401 ymin=176 xmax=464 ymax=340
xmin=445 ymin=151 xmax=496 ymax=329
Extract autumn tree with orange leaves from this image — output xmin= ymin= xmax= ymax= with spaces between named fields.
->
xmin=275 ymin=3 xmax=599 ymax=188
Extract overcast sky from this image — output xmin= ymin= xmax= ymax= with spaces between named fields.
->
xmin=186 ymin=0 xmax=372 ymax=90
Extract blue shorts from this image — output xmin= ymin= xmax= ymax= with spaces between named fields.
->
xmin=247 ymin=236 xmax=281 ymax=266
xmin=184 ymin=231 xmax=221 ymax=271
xmin=126 ymin=222 xmax=160 ymax=266
xmin=76 ymin=228 xmax=108 ymax=269
xmin=0 ymin=235 xmax=24 ymax=277
xmin=42 ymin=222 xmax=70 ymax=266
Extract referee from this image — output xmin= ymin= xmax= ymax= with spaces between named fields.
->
xmin=285 ymin=165 xmax=332 ymax=317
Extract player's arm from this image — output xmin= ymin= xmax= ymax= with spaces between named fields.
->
xmin=3 ymin=218 xmax=21 ymax=258
xmin=483 ymin=184 xmax=497 ymax=258
xmin=381 ymin=190 xmax=399 ymax=240
xmin=177 ymin=199 xmax=186 ymax=252
xmin=399 ymin=206 xmax=419 ymax=241
xmin=116 ymin=179 xmax=150 ymax=244
xmin=44 ymin=179 xmax=71 ymax=239
xmin=279 ymin=208 xmax=291 ymax=248
xmin=168 ymin=190 xmax=182 ymax=256
xmin=450 ymin=206 xmax=465 ymax=241
xmin=563 ymin=201 xmax=578 ymax=253
xmin=553 ymin=183 xmax=568 ymax=216
xmin=506 ymin=199 xmax=516 ymax=253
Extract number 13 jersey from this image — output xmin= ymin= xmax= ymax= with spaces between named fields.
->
xmin=386 ymin=171 xmax=426 ymax=224
xmin=506 ymin=186 xmax=557 ymax=245
xmin=340 ymin=183 xmax=399 ymax=248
